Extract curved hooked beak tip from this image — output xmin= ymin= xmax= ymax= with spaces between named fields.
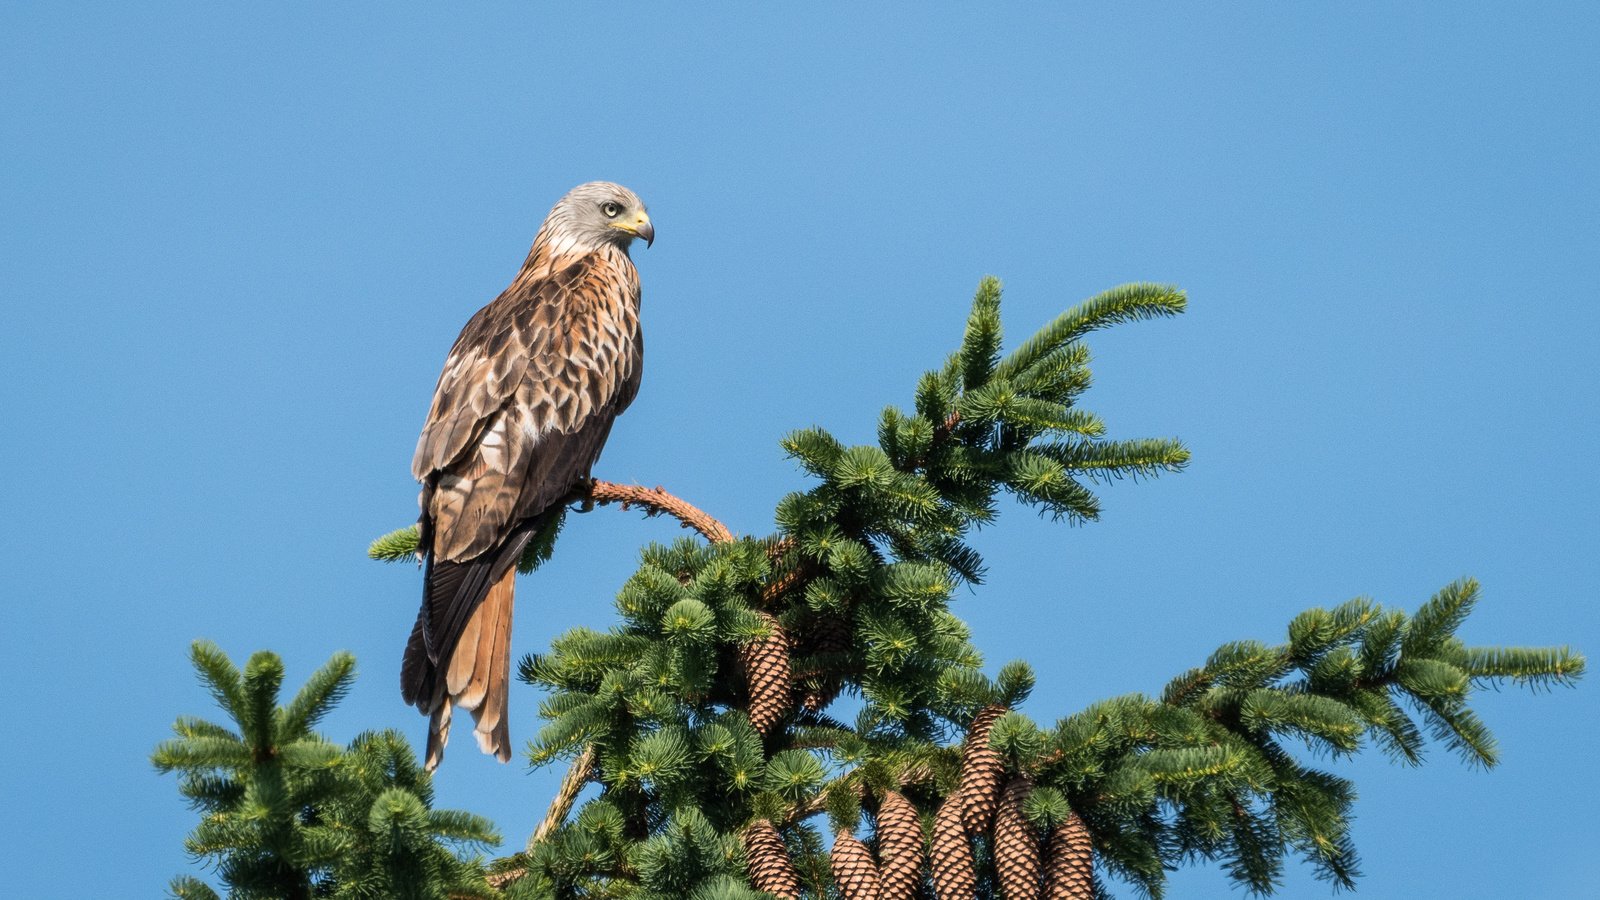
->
xmin=634 ymin=214 xmax=654 ymax=248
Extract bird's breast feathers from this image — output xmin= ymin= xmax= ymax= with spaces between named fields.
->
xmin=413 ymin=246 xmax=641 ymax=480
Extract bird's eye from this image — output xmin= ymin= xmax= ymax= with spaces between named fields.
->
xmin=601 ymin=202 xmax=621 ymax=218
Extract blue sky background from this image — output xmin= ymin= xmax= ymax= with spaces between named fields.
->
xmin=3 ymin=4 xmax=1596 ymax=897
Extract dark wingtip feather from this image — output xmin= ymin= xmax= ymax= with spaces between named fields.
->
xmin=402 ymin=533 xmax=530 ymax=710
xmin=400 ymin=612 xmax=433 ymax=708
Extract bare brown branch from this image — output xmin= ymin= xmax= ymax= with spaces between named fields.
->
xmin=527 ymin=745 xmax=595 ymax=851
xmin=579 ymin=479 xmax=734 ymax=544
xmin=787 ymin=760 xmax=939 ymax=825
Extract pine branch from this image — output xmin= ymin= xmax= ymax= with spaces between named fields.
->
xmin=787 ymin=759 xmax=939 ymax=825
xmin=367 ymin=525 xmax=421 ymax=563
xmin=369 ymin=479 xmax=734 ymax=565
xmin=482 ymin=745 xmax=602 ymax=889
xmin=492 ymin=485 xmax=740 ymax=888
xmin=992 ymin=282 xmax=1185 ymax=382
xmin=582 ymin=480 xmax=735 ymax=544
xmin=279 ymin=651 xmax=355 ymax=739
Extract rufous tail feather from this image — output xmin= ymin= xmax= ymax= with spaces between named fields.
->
xmin=424 ymin=566 xmax=515 ymax=770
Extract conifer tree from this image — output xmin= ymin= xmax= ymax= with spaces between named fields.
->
xmin=165 ymin=276 xmax=1581 ymax=898
xmin=430 ymin=279 xmax=1578 ymax=897
xmin=155 ymin=642 xmax=500 ymax=899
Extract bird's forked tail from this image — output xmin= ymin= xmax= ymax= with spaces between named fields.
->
xmin=402 ymin=563 xmax=516 ymax=771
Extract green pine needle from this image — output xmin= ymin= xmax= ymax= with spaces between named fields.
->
xmin=368 ymin=525 xmax=420 ymax=563
xmin=1462 ymin=645 xmax=1586 ymax=686
xmin=994 ymin=282 xmax=1186 ymax=382
xmin=957 ymin=275 xmax=1004 ymax=391
xmin=1402 ymin=578 xmax=1480 ymax=657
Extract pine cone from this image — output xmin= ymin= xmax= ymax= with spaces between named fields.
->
xmin=832 ymin=828 xmax=883 ymax=900
xmin=743 ymin=818 xmax=802 ymax=900
xmin=958 ymin=705 xmax=1008 ymax=834
xmin=929 ymin=793 xmax=976 ymax=899
xmin=1043 ymin=811 xmax=1093 ymax=900
xmin=875 ymin=791 xmax=926 ymax=900
xmin=740 ymin=613 xmax=792 ymax=736
xmin=797 ymin=615 xmax=851 ymax=713
xmin=994 ymin=776 xmax=1041 ymax=900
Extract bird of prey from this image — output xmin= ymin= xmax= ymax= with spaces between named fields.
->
xmin=401 ymin=182 xmax=653 ymax=770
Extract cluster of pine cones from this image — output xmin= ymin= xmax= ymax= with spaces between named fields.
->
xmin=734 ymin=585 xmax=1089 ymax=899
xmin=741 ymin=705 xmax=1095 ymax=899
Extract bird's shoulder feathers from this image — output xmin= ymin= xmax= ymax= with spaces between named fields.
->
xmin=411 ymin=249 xmax=641 ymax=481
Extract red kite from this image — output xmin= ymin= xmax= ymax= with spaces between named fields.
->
xmin=401 ymin=182 xmax=652 ymax=769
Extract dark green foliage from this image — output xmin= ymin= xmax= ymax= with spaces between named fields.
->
xmin=1034 ymin=581 xmax=1583 ymax=896
xmin=502 ymin=280 xmax=1578 ymax=897
xmin=368 ymin=512 xmax=566 ymax=576
xmin=991 ymin=282 xmax=1187 ymax=382
xmin=155 ymin=642 xmax=499 ymax=899
xmin=368 ymin=525 xmax=420 ymax=563
xmin=187 ymin=277 xmax=1580 ymax=899
xmin=498 ymin=280 xmax=1197 ymax=896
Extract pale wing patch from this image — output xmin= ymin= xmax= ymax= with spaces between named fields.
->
xmin=477 ymin=412 xmax=523 ymax=474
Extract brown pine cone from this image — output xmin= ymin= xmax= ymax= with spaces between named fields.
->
xmin=832 ymin=828 xmax=883 ymax=900
xmin=957 ymin=705 xmax=1008 ymax=834
xmin=929 ymin=793 xmax=976 ymax=899
xmin=740 ymin=613 xmax=792 ymax=736
xmin=994 ymin=776 xmax=1041 ymax=900
xmin=797 ymin=615 xmax=851 ymax=712
xmin=875 ymin=790 xmax=926 ymax=900
xmin=1043 ymin=811 xmax=1093 ymax=900
xmin=743 ymin=818 xmax=802 ymax=900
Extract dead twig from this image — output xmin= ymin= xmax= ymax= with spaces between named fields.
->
xmin=579 ymin=479 xmax=734 ymax=544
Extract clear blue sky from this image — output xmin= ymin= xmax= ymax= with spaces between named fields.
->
xmin=3 ymin=4 xmax=1596 ymax=897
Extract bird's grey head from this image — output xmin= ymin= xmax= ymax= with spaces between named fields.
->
xmin=540 ymin=181 xmax=653 ymax=254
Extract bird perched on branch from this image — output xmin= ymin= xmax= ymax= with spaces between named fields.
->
xmin=401 ymin=182 xmax=652 ymax=769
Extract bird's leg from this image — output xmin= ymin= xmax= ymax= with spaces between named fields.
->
xmin=568 ymin=477 xmax=597 ymax=513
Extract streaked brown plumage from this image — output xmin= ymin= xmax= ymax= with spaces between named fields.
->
xmin=402 ymin=181 xmax=653 ymax=770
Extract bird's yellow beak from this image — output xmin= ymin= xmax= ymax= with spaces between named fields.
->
xmin=612 ymin=211 xmax=654 ymax=247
